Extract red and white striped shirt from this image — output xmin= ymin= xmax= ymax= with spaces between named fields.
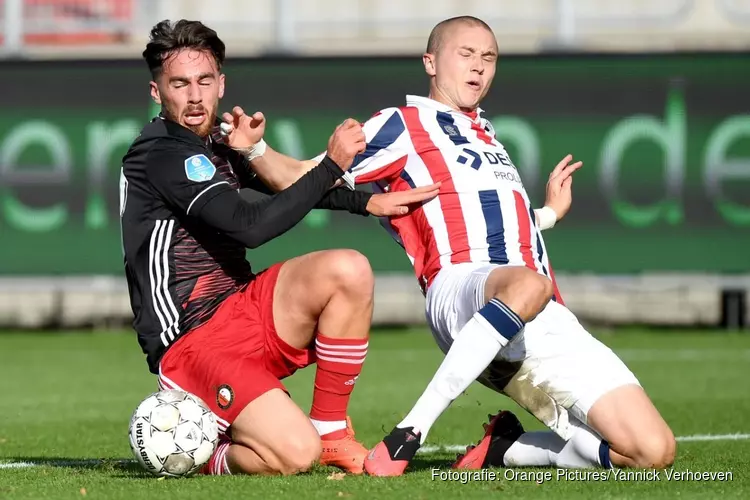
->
xmin=336 ymin=95 xmax=562 ymax=301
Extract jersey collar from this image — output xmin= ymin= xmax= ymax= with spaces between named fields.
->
xmin=156 ymin=112 xmax=216 ymax=147
xmin=405 ymin=95 xmax=485 ymax=123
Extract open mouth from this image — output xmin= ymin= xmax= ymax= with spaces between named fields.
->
xmin=467 ymin=80 xmax=481 ymax=91
xmin=184 ymin=111 xmax=206 ymax=126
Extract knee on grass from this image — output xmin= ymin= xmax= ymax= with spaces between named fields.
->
xmin=628 ymin=429 xmax=676 ymax=469
xmin=268 ymin=433 xmax=322 ymax=475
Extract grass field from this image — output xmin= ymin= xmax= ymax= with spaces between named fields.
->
xmin=1 ymin=328 xmax=749 ymax=499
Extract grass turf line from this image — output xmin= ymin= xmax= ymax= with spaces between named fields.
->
xmin=0 ymin=328 xmax=749 ymax=499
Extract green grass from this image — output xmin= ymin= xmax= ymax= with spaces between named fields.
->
xmin=1 ymin=328 xmax=749 ymax=499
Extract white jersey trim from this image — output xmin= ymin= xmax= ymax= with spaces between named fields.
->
xmin=149 ymin=220 xmax=181 ymax=346
xmin=186 ymin=181 xmax=229 ymax=215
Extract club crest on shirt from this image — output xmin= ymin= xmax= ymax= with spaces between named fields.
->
xmin=184 ymin=154 xmax=216 ymax=182
xmin=442 ymin=123 xmax=459 ymax=137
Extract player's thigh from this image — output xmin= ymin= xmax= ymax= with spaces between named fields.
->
xmin=531 ymin=305 xmax=674 ymax=464
xmin=161 ymin=337 xmax=319 ymax=475
xmin=426 ymin=263 xmax=499 ymax=353
xmin=586 ymin=385 xmax=676 ymax=468
xmin=158 ymin=299 xmax=296 ymax=436
xmin=485 ymin=302 xmax=644 ymax=440
xmin=230 ymin=388 xmax=321 ymax=475
xmin=272 ymin=249 xmax=374 ymax=349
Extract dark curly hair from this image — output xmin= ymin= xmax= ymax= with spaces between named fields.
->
xmin=142 ymin=19 xmax=226 ymax=78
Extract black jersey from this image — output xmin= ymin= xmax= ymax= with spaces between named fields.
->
xmin=121 ymin=117 xmax=255 ymax=372
xmin=120 ymin=116 xmax=371 ymax=373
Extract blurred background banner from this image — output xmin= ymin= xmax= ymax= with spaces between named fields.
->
xmin=0 ymin=0 xmax=748 ymax=328
xmin=0 ymin=54 xmax=748 ymax=275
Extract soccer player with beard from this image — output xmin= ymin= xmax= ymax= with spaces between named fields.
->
xmin=120 ymin=19 xmax=439 ymax=476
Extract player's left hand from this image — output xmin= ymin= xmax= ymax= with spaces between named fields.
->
xmin=544 ymin=154 xmax=582 ymax=221
xmin=366 ymin=183 xmax=441 ymax=216
xmin=220 ymin=106 xmax=266 ymax=149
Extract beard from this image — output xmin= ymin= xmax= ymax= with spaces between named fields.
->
xmin=185 ymin=108 xmax=216 ymax=138
xmin=163 ymin=102 xmax=216 ymax=138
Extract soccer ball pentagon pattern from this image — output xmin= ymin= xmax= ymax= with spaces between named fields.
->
xmin=128 ymin=389 xmax=219 ymax=477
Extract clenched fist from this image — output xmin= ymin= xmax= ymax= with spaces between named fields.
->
xmin=326 ymin=119 xmax=366 ymax=171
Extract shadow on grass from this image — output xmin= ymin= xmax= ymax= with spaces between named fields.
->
xmin=3 ymin=455 xmax=460 ymax=479
xmin=407 ymin=456 xmax=453 ymax=472
xmin=2 ymin=457 xmax=152 ymax=477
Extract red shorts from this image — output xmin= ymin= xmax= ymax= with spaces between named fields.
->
xmin=158 ymin=262 xmax=314 ymax=435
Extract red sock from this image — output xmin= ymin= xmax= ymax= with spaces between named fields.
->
xmin=310 ymin=334 xmax=368 ymax=440
xmin=201 ymin=439 xmax=232 ymax=475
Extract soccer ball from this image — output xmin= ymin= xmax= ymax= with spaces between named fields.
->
xmin=128 ymin=389 xmax=219 ymax=477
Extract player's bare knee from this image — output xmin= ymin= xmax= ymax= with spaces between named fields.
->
xmin=491 ymin=270 xmax=553 ymax=320
xmin=277 ymin=432 xmax=321 ymax=475
xmin=327 ymin=249 xmax=374 ymax=300
xmin=661 ymin=432 xmax=677 ymax=469
xmin=632 ymin=429 xmax=676 ymax=469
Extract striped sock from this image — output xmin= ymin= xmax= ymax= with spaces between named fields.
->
xmin=476 ymin=297 xmax=525 ymax=344
xmin=397 ymin=298 xmax=524 ymax=443
xmin=310 ymin=334 xmax=368 ymax=440
xmin=202 ymin=439 xmax=232 ymax=475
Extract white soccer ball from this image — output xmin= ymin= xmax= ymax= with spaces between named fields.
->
xmin=128 ymin=389 xmax=219 ymax=477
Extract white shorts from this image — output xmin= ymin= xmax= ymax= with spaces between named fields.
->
xmin=425 ymin=262 xmax=641 ymax=441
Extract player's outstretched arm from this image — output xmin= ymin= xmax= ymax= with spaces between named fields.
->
xmin=316 ymin=183 xmax=441 ymax=217
xmin=534 ymin=154 xmax=582 ymax=230
xmin=197 ymin=156 xmax=346 ymax=248
xmin=146 ymin=121 xmax=364 ymax=248
xmin=220 ymin=107 xmax=316 ymax=191
xmin=196 ymin=119 xmax=365 ymax=248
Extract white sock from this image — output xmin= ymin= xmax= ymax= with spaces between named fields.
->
xmin=503 ymin=431 xmax=565 ymax=467
xmin=397 ymin=310 xmax=519 ymax=444
xmin=556 ymin=418 xmax=612 ymax=469
xmin=310 ymin=418 xmax=346 ymax=438
xmin=504 ymin=418 xmax=611 ymax=469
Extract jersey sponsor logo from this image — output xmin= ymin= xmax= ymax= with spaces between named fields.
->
xmin=456 ymin=148 xmax=519 ymax=171
xmin=494 ymin=170 xmax=523 ymax=184
xmin=216 ymin=384 xmax=234 ymax=410
xmin=457 ymin=149 xmax=482 ymax=170
xmin=184 ymin=154 xmax=216 ymax=182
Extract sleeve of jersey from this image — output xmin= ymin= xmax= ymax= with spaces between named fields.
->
xmin=349 ymin=109 xmax=409 ymax=185
xmin=145 ymin=141 xmax=232 ymax=216
xmin=311 ymin=109 xmax=409 ymax=189
xmin=187 ymin=157 xmax=345 ymax=249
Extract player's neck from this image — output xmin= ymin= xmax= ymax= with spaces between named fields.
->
xmin=428 ymin=88 xmax=478 ymax=117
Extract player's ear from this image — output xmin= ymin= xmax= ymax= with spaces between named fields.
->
xmin=218 ymin=73 xmax=225 ymax=99
xmin=423 ymin=53 xmax=437 ymax=77
xmin=149 ymin=81 xmax=161 ymax=105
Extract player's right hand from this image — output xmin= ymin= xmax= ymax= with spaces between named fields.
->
xmin=326 ymin=119 xmax=366 ymax=171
